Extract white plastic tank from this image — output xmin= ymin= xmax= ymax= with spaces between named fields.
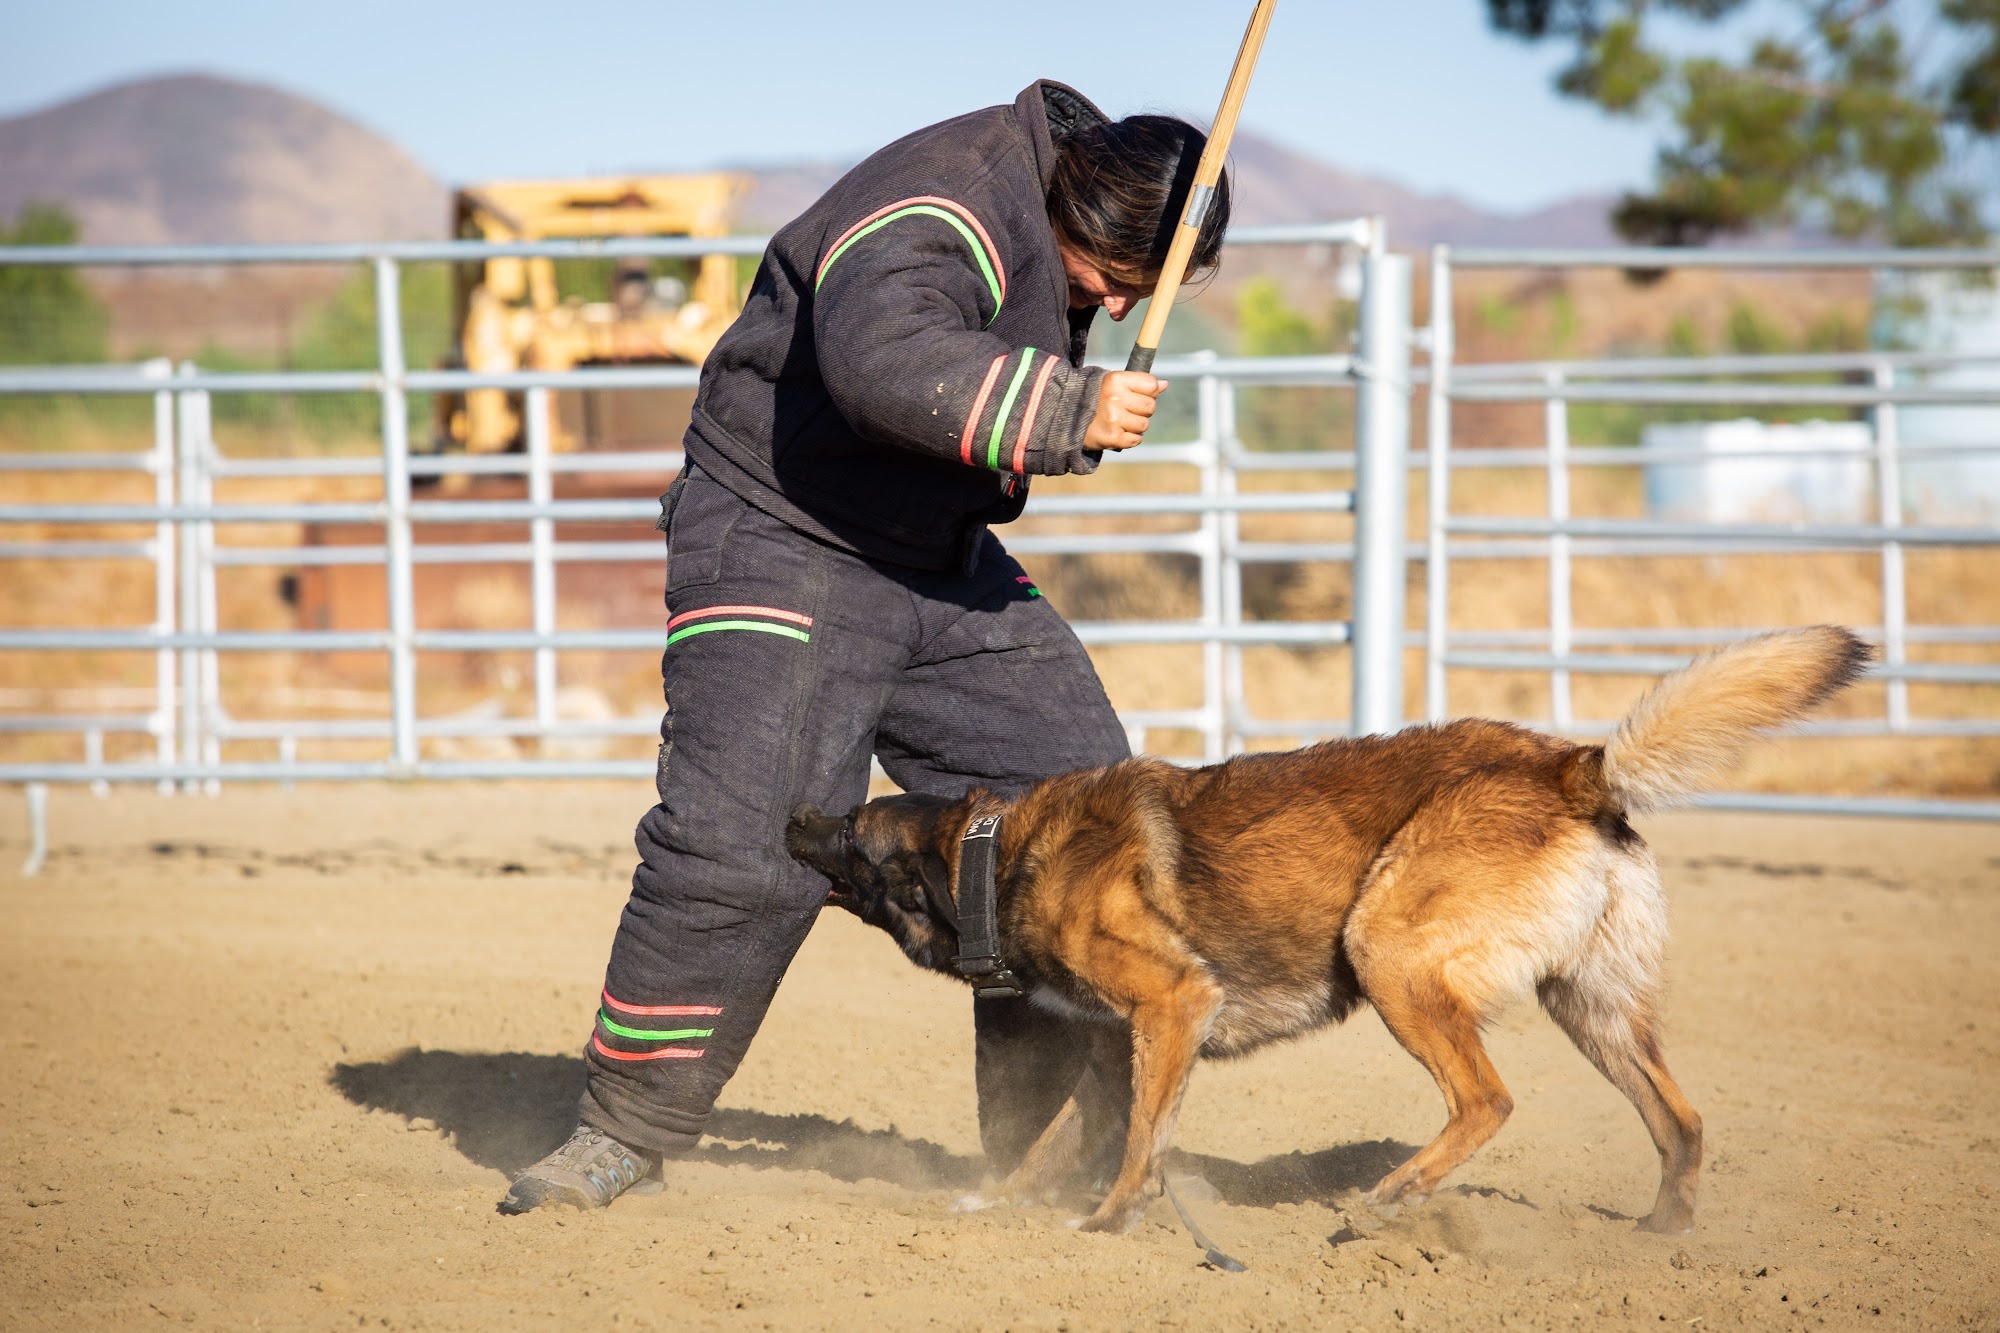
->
xmin=1642 ymin=418 xmax=1875 ymax=524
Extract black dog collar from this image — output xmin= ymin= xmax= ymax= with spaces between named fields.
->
xmin=953 ymin=813 xmax=1026 ymax=999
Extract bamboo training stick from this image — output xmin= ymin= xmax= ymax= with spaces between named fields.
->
xmin=1126 ymin=0 xmax=1278 ymax=375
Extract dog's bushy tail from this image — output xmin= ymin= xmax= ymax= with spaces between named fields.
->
xmin=1594 ymin=626 xmax=1873 ymax=814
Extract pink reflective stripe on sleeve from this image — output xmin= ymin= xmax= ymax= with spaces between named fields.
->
xmin=1009 ymin=354 xmax=1060 ymax=474
xmin=960 ymin=355 xmax=1008 ymax=465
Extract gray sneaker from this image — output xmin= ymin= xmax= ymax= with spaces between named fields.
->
xmin=499 ymin=1127 xmax=661 ymax=1214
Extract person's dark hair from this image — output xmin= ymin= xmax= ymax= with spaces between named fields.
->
xmin=1046 ymin=115 xmax=1232 ymax=288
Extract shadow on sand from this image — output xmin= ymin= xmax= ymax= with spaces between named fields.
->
xmin=328 ymin=1047 xmax=1415 ymax=1206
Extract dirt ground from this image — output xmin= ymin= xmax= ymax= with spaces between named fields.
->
xmin=2 ymin=783 xmax=1996 ymax=1331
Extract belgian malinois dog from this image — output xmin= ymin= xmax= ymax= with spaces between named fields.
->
xmin=786 ymin=627 xmax=1869 ymax=1236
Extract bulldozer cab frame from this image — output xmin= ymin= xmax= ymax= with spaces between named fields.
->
xmin=437 ymin=173 xmax=748 ymax=458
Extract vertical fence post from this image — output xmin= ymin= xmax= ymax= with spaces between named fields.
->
xmin=1424 ymin=246 xmax=1453 ymax=723
xmin=1192 ymin=352 xmax=1224 ymax=761
xmin=150 ymin=360 xmax=177 ymax=794
xmin=85 ymin=730 xmax=107 ymax=799
xmin=526 ymin=385 xmax=559 ymax=735
xmin=191 ymin=389 xmax=220 ymax=794
xmin=174 ymin=374 xmax=203 ymax=792
xmin=1217 ymin=377 xmax=1246 ymax=755
xmin=22 ymin=782 xmax=48 ymax=878
xmin=373 ymin=256 xmax=418 ymax=771
xmin=1544 ymin=370 xmax=1573 ymax=731
xmin=1350 ymin=250 xmax=1413 ymax=736
xmin=1872 ymin=361 xmax=1909 ymax=731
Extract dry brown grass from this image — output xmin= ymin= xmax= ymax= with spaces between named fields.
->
xmin=5 ymin=424 xmax=1995 ymax=797
xmin=1023 ymin=460 xmax=2000 ymax=798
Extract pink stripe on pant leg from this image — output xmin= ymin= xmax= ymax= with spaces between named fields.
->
xmin=600 ymin=989 xmax=725 ymax=1017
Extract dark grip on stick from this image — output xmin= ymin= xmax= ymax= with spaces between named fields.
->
xmin=1125 ymin=345 xmax=1157 ymax=375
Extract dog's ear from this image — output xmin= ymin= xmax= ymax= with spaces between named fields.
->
xmin=917 ymin=788 xmax=986 ymax=857
xmin=916 ymin=846 xmax=954 ymax=908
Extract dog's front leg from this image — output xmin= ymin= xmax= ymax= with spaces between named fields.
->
xmin=1076 ymin=980 xmax=1220 ymax=1235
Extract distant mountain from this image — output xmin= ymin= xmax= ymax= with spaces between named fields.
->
xmin=734 ymin=129 xmax=1620 ymax=249
xmin=1224 ymin=132 xmax=1619 ymax=249
xmin=731 ymin=162 xmax=852 ymax=234
xmin=0 ymin=74 xmax=446 ymax=245
xmin=0 ymin=72 xmax=1615 ymax=251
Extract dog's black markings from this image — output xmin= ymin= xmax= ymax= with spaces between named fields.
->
xmin=953 ymin=814 xmax=1026 ymax=999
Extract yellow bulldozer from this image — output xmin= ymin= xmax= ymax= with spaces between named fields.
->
xmin=435 ymin=172 xmax=749 ymax=459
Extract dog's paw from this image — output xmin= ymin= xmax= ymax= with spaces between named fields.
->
xmin=1330 ymin=1203 xmax=1391 ymax=1237
xmin=1361 ymin=1177 xmax=1426 ymax=1218
xmin=1074 ymin=1199 xmax=1146 ymax=1235
xmin=1636 ymin=1210 xmax=1695 ymax=1236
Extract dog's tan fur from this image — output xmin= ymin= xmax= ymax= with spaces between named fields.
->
xmin=787 ymin=626 xmax=1871 ymax=1236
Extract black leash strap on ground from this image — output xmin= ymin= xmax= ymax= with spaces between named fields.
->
xmin=1164 ymin=1177 xmax=1248 ymax=1273
xmin=952 ymin=814 xmax=1026 ymax=999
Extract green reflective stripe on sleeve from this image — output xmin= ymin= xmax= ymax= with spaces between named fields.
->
xmin=598 ymin=1011 xmax=715 ymax=1042
xmin=665 ymin=620 xmax=812 ymax=648
xmin=816 ymin=206 xmax=1004 ymax=322
xmin=985 ymin=350 xmax=1037 ymax=469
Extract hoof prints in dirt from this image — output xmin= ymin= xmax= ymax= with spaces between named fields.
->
xmin=1675 ymin=854 xmax=1907 ymax=890
xmin=131 ymin=838 xmax=626 ymax=880
xmin=328 ymin=1047 xmax=983 ymax=1191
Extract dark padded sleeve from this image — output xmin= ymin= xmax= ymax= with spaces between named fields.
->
xmin=811 ymin=208 xmax=1105 ymax=477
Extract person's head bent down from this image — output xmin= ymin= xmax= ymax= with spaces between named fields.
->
xmin=1045 ymin=113 xmax=1232 ymax=322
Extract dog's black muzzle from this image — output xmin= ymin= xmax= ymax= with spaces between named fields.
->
xmin=785 ymin=804 xmax=858 ymax=907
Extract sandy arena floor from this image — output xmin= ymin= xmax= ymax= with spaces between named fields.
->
xmin=2 ymin=782 xmax=1997 ymax=1330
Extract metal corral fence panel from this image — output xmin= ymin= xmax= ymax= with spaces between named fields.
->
xmin=1424 ymin=243 xmax=2000 ymax=820
xmin=0 ymin=222 xmax=1400 ymax=843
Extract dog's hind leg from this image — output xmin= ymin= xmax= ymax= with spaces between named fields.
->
xmin=1344 ymin=812 xmax=1586 ymax=1214
xmin=1353 ymin=972 xmax=1515 ymax=1215
xmin=1348 ymin=794 xmax=1616 ymax=1215
xmin=1538 ymin=854 xmax=1703 ymax=1234
xmin=1539 ymin=975 xmax=1702 ymax=1233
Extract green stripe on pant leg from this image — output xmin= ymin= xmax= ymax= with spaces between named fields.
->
xmin=598 ymin=1012 xmax=716 ymax=1042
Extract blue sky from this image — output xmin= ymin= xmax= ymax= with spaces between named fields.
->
xmin=2 ymin=0 xmax=1792 ymax=214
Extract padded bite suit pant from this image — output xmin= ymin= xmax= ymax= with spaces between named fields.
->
xmin=579 ymin=468 xmax=1130 ymax=1169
